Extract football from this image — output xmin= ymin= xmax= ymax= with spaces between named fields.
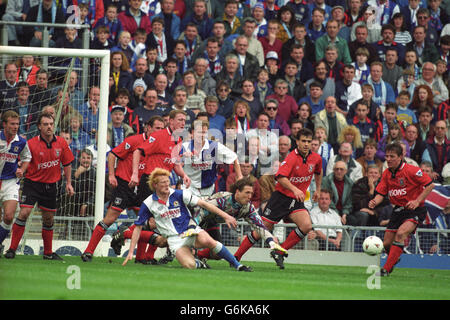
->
xmin=362 ymin=236 xmax=384 ymax=256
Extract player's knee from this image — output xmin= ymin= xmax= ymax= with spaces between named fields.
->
xmin=155 ymin=236 xmax=167 ymax=247
xmin=3 ymin=215 xmax=13 ymax=225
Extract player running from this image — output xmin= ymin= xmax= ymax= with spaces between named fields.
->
xmin=81 ymin=116 xmax=167 ymax=262
xmin=190 ymin=178 xmax=287 ymax=262
xmin=233 ymin=128 xmax=323 ymax=269
xmin=0 ymin=111 xmax=32 ymax=256
xmin=369 ymin=143 xmax=434 ymax=276
xmin=4 ymin=112 xmax=74 ymax=260
xmin=122 ymin=168 xmax=252 ymax=271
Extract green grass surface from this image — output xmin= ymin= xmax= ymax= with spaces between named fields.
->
xmin=1 ymin=256 xmax=449 ymax=300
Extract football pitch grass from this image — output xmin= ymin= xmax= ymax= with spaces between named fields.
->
xmin=1 ymin=256 xmax=449 ymax=300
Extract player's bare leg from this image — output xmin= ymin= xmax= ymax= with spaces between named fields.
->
xmin=0 ymin=201 xmax=18 ymax=255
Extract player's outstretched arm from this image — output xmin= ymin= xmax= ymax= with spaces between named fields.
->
xmin=277 ymin=176 xmax=305 ymax=202
xmin=406 ymin=183 xmax=435 ymax=210
xmin=63 ymin=164 xmax=74 ymax=196
xmin=197 ymin=199 xmax=237 ymax=229
xmin=123 ymin=224 xmax=143 ymax=266
xmin=107 ymin=152 xmax=118 ymax=188
xmin=129 ymin=149 xmax=141 ymax=188
xmin=368 ymin=194 xmax=384 ymax=209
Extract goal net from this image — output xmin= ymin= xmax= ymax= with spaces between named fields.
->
xmin=0 ymin=46 xmax=110 ymax=255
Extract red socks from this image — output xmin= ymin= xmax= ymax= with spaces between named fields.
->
xmin=8 ymin=219 xmax=27 ymax=251
xmin=42 ymin=226 xmax=53 ymax=255
xmin=145 ymin=245 xmax=157 ymax=260
xmin=123 ymin=225 xmax=136 ymax=239
xmin=234 ymin=231 xmax=258 ymax=261
xmin=383 ymin=242 xmax=404 ymax=272
xmin=281 ymin=228 xmax=305 ymax=251
xmin=84 ymin=222 xmax=108 ymax=254
xmin=197 ymin=248 xmax=211 ymax=259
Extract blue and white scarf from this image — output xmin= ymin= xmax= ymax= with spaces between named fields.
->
xmin=37 ymin=0 xmax=57 ymax=34
xmin=367 ymin=76 xmax=387 ymax=107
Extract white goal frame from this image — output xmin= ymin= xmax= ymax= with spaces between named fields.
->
xmin=0 ymin=46 xmax=110 ymax=236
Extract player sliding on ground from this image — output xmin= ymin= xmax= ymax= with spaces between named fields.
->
xmin=191 ymin=178 xmax=287 ymax=262
xmin=122 ymin=168 xmax=252 ymax=271
xmin=369 ymin=143 xmax=434 ymax=276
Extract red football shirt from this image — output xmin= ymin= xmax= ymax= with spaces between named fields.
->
xmin=376 ymin=162 xmax=433 ymax=207
xmin=138 ymin=128 xmax=182 ymax=175
xmin=25 ymin=135 xmax=74 ymax=183
xmin=111 ymin=133 xmax=147 ymax=182
xmin=275 ymin=149 xmax=322 ymax=199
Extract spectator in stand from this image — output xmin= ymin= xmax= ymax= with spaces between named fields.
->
xmin=305 ymin=61 xmax=336 ymax=100
xmin=315 ymin=19 xmax=352 ymax=65
xmin=93 ymin=3 xmax=123 ymax=45
xmin=130 ymin=57 xmax=154 ymax=91
xmin=264 ymin=51 xmax=281 ymax=85
xmin=184 ymin=0 xmax=223 ymax=20
xmin=231 ymin=100 xmax=252 ymax=135
xmin=73 ymin=0 xmax=104 ymax=26
xmin=327 ymin=142 xmax=364 ymax=182
xmin=118 ymin=0 xmax=152 ymax=35
xmin=396 ymin=90 xmax=417 ymax=126
xmin=62 ymin=112 xmax=92 ymax=165
xmin=314 ymin=96 xmax=348 ymax=152
xmin=382 ymin=48 xmax=404 ymax=91
xmin=281 ymin=60 xmax=306 ymax=103
xmin=258 ymin=20 xmax=283 ymax=64
xmin=24 ymin=0 xmax=65 ymax=47
xmin=151 ymin=0 xmax=181 ymax=42
xmin=230 ymin=35 xmax=260 ymax=82
xmin=91 ymin=25 xmax=115 ymax=50
xmin=164 ymin=86 xmax=196 ymax=130
xmin=346 ymin=0 xmax=364 ymax=27
xmin=182 ymin=70 xmax=207 ymax=114
xmin=278 ymin=136 xmax=291 ymax=162
xmin=397 ymin=68 xmax=417 ymax=101
xmin=107 ymin=105 xmax=135 ymax=149
xmin=321 ymin=160 xmax=354 ymax=225
xmin=415 ymin=62 xmax=449 ymax=109
xmin=129 ymin=79 xmax=147 ymax=110
xmin=422 ymin=120 xmax=450 ymax=182
xmin=405 ymin=123 xmax=427 ymax=165
xmin=391 ymin=12 xmax=412 ymax=46
xmin=307 ymin=7 xmax=327 ymax=42
xmin=406 ymin=25 xmax=440 ymax=65
xmin=113 ymin=88 xmax=141 ymax=133
xmin=376 ymin=122 xmax=410 ymax=161
xmin=181 ymin=0 xmax=214 ymax=41
xmin=374 ymin=103 xmax=402 ymax=141
xmin=204 ymin=95 xmax=226 ymax=137
xmin=7 ymin=81 xmax=39 ymax=139
xmin=264 ymin=99 xmax=290 ymax=136
xmin=145 ymin=47 xmax=164 ymax=79
xmin=146 ymin=17 xmax=175 ymax=64
xmin=288 ymin=118 xmax=302 ymax=151
xmin=373 ymin=24 xmax=406 ymax=66
xmin=349 ymin=101 xmax=376 ymax=147
xmin=2 ymin=0 xmax=27 ymax=46
xmin=29 ymin=69 xmax=53 ymax=110
xmin=238 ymin=79 xmax=263 ymax=121
xmin=254 ymin=68 xmax=273 ymax=106
xmin=109 ymin=51 xmax=133 ymax=104
xmin=415 ymin=105 xmax=435 ymax=142
xmin=238 ymin=17 xmax=265 ymax=67
xmin=216 ymin=81 xmax=235 ymax=120
xmin=420 ymin=160 xmax=440 ymax=183
xmin=276 ymin=6 xmax=296 ymax=44
xmin=111 ymin=31 xmax=138 ymax=71
xmin=153 ymin=73 xmax=172 ymax=108
xmin=365 ymin=61 xmax=396 ymax=113
xmin=410 ymin=84 xmax=434 ymax=116
xmin=265 ymin=79 xmax=298 ymax=124
xmin=0 ymin=63 xmax=18 ymax=112
xmin=215 ymin=54 xmax=244 ymax=98
xmin=219 ymin=0 xmax=242 ymax=37
xmin=416 ymin=7 xmax=439 ymax=45
xmin=356 ymin=138 xmax=384 ymax=177
xmin=351 ymin=48 xmax=371 ymax=85
xmin=309 ymin=189 xmax=343 ymax=250
xmin=349 ymin=24 xmax=379 ymax=66
xmin=133 ymin=88 xmax=166 ymax=132
xmin=295 ymin=101 xmax=315 ymax=132
xmin=314 ymin=126 xmax=334 ymax=173
xmin=281 ymin=23 xmax=315 ymax=65
xmin=351 ymin=164 xmax=391 ymax=226
xmin=191 ymin=37 xmax=223 ymax=80
xmin=347 ymin=83 xmax=381 ymax=126
xmin=337 ymin=125 xmax=364 ymax=159
xmin=77 ymin=86 xmax=111 ymax=140
xmin=322 ymin=44 xmax=345 ymax=82
xmin=335 ymin=64 xmax=362 ymax=116
xmin=16 ymin=55 xmax=40 ymax=87
xmin=163 ymin=58 xmax=181 ymax=95
xmin=193 ymin=58 xmax=216 ymax=97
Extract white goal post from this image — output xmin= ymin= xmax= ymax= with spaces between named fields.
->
xmin=0 ymin=46 xmax=110 ymax=235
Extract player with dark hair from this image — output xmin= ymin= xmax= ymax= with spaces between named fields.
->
xmin=233 ymin=128 xmax=323 ymax=268
xmin=81 ymin=116 xmax=166 ymax=262
xmin=192 ymin=178 xmax=286 ymax=262
xmin=369 ymin=143 xmax=434 ymax=276
xmin=4 ymin=113 xmax=74 ymax=260
xmin=122 ymin=168 xmax=252 ymax=271
xmin=0 ymin=111 xmax=32 ymax=256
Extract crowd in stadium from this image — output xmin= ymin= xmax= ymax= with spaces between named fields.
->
xmin=0 ymin=0 xmax=450 ymax=261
